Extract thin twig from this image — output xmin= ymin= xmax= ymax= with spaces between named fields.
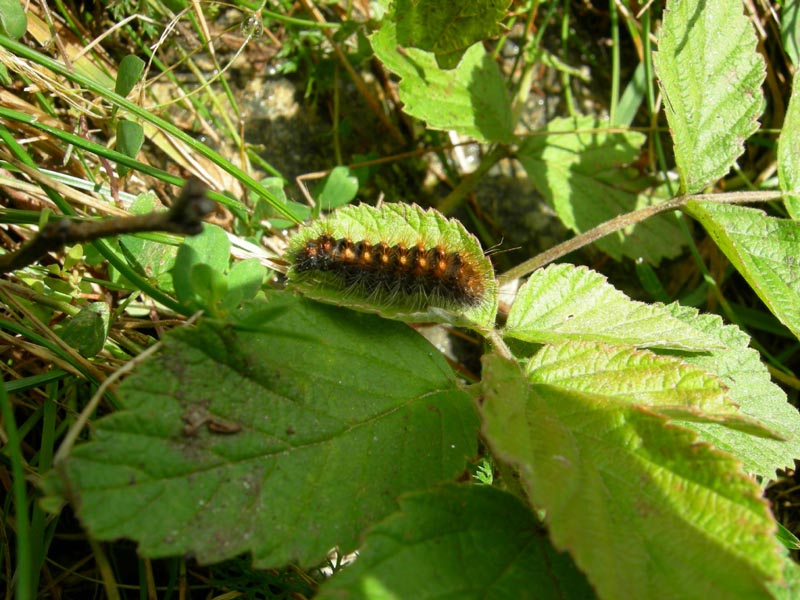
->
xmin=0 ymin=178 xmax=215 ymax=273
xmin=498 ymin=190 xmax=786 ymax=285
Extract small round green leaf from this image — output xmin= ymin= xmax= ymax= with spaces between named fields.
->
xmin=115 ymin=54 xmax=146 ymax=97
xmin=58 ymin=302 xmax=109 ymax=357
xmin=317 ymin=166 xmax=359 ymax=211
xmin=0 ymin=0 xmax=27 ymax=40
xmin=116 ymin=119 xmax=144 ymax=176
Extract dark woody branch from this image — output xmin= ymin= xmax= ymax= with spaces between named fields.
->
xmin=0 ymin=178 xmax=215 ymax=273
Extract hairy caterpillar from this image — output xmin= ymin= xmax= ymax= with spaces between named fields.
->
xmin=285 ymin=204 xmax=497 ymax=329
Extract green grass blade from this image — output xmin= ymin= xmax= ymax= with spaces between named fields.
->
xmin=0 ymin=34 xmax=302 ymax=223
xmin=0 ymin=380 xmax=33 ymax=600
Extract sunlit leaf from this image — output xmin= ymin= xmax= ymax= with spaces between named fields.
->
xmin=778 ymin=74 xmax=800 ymax=220
xmin=664 ymin=302 xmax=800 ymax=478
xmin=0 ymin=0 xmax=26 ymax=39
xmin=481 ymin=352 xmax=782 ymax=600
xmin=370 ymin=15 xmax=513 ymax=143
xmin=47 ymin=294 xmax=479 ymax=567
xmin=517 ymin=116 xmax=683 ymax=263
xmin=115 ymin=54 xmax=145 ymax=97
xmin=116 ymin=119 xmax=144 ymax=176
xmin=653 ymin=0 xmax=765 ymax=193
xmin=393 ymin=0 xmax=510 ymax=69
xmin=316 ymin=166 xmax=358 ymax=211
xmin=686 ymin=201 xmax=800 ymax=340
xmin=505 ymin=263 xmax=720 ymax=350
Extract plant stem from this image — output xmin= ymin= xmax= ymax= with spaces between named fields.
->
xmin=609 ymin=0 xmax=620 ymax=123
xmin=498 ymin=190 xmax=786 ymax=284
xmin=437 ymin=145 xmax=509 ymax=215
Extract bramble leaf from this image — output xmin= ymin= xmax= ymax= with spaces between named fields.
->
xmin=516 ymin=116 xmax=683 ymax=263
xmin=505 ymin=263 xmax=800 ymax=477
xmin=370 ymin=14 xmax=513 ymax=143
xmin=505 ymin=263 xmax=720 ymax=350
xmin=778 ymin=74 xmax=800 ymax=220
xmin=659 ymin=302 xmax=800 ymax=478
xmin=522 ymin=341 xmax=777 ymax=438
xmin=653 ymin=0 xmax=765 ymax=193
xmin=47 ymin=294 xmax=478 ymax=567
xmin=685 ymin=201 xmax=800 ymax=341
xmin=393 ymin=0 xmax=510 ymax=69
xmin=318 ymin=484 xmax=594 ymax=599
xmin=481 ymin=352 xmax=783 ymax=600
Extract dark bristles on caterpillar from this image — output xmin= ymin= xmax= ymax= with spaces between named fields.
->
xmin=285 ymin=203 xmax=498 ymax=328
xmin=294 ymin=235 xmax=485 ymax=308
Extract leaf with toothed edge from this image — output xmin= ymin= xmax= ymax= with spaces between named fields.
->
xmin=42 ymin=293 xmax=480 ymax=567
xmin=653 ymin=0 xmax=766 ymax=194
xmin=481 ymin=351 xmax=783 ymax=600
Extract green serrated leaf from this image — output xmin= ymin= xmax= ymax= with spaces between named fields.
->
xmin=285 ymin=203 xmax=498 ymax=330
xmin=393 ymin=0 xmax=511 ymax=70
xmin=685 ymin=201 xmax=800 ymax=340
xmin=524 ymin=341 xmax=778 ymax=438
xmin=0 ymin=0 xmax=27 ymax=39
xmin=53 ymin=294 xmax=479 ymax=567
xmin=318 ymin=484 xmax=593 ymax=599
xmin=316 ymin=166 xmax=358 ymax=211
xmin=771 ymin=556 xmax=800 ymax=600
xmin=653 ymin=0 xmax=766 ymax=193
xmin=115 ymin=54 xmax=146 ymax=97
xmin=516 ymin=116 xmax=684 ymax=263
xmin=481 ymin=352 xmax=783 ymax=600
xmin=505 ymin=263 xmax=721 ymax=350
xmin=505 ymin=264 xmax=800 ymax=476
xmin=663 ymin=302 xmax=800 ymax=477
xmin=778 ymin=73 xmax=800 ymax=220
xmin=58 ymin=302 xmax=109 ymax=357
xmin=370 ymin=15 xmax=513 ymax=143
xmin=781 ymin=2 xmax=800 ymax=68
